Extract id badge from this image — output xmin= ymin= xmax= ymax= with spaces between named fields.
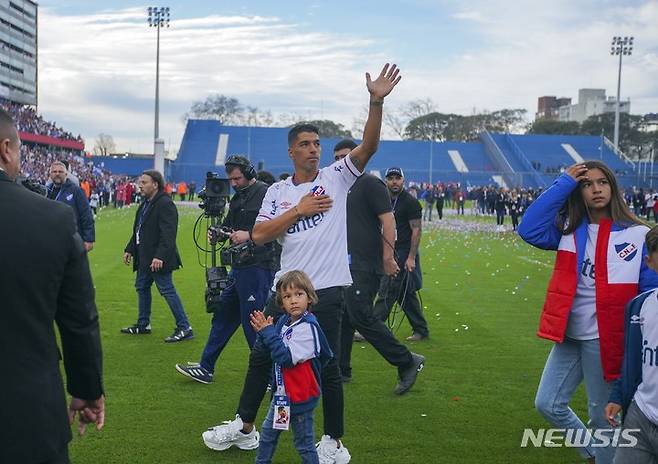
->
xmin=272 ymin=394 xmax=290 ymax=431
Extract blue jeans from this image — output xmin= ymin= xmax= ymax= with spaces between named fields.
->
xmin=200 ymin=266 xmax=275 ymax=373
xmin=135 ymin=269 xmax=190 ymax=330
xmin=256 ymin=400 xmax=318 ymax=464
xmin=535 ymin=338 xmax=614 ymax=463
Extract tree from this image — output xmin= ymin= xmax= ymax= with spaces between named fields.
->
xmin=404 ymin=112 xmax=455 ymax=141
xmin=403 ymin=107 xmax=528 ymax=142
xmin=292 ymin=120 xmax=353 ymax=139
xmin=183 ymin=94 xmax=244 ymax=124
xmin=93 ymin=133 xmax=116 ymax=156
xmin=243 ymin=106 xmax=275 ymax=127
xmin=384 ymin=98 xmax=437 ymax=140
xmin=486 ymin=109 xmax=528 ymax=133
xmin=528 ymin=119 xmax=581 ymax=135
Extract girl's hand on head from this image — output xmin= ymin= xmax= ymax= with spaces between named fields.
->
xmin=566 ymin=164 xmax=588 ymax=183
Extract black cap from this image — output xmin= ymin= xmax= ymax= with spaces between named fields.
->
xmin=385 ymin=167 xmax=404 ymax=178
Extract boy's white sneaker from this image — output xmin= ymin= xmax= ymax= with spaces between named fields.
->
xmin=316 ymin=435 xmax=351 ymax=463
xmin=202 ymin=415 xmax=259 ymax=451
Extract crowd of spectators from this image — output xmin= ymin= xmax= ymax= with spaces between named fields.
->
xmin=1 ymin=98 xmax=83 ymax=143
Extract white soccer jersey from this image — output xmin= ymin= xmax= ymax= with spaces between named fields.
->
xmin=281 ymin=319 xmax=320 ymax=365
xmin=634 ymin=292 xmax=658 ymax=425
xmin=256 ymin=155 xmax=362 ymax=290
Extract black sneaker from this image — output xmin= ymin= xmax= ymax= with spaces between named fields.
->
xmin=120 ymin=324 xmax=152 ymax=335
xmin=175 ymin=363 xmax=213 ymax=384
xmin=164 ymin=327 xmax=194 ymax=343
xmin=394 ymin=352 xmax=425 ymax=395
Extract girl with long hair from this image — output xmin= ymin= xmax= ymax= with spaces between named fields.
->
xmin=518 ymin=160 xmax=658 ymax=463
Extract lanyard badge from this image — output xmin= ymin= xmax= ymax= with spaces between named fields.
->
xmin=272 ymin=364 xmax=291 ymax=431
xmin=136 ymin=202 xmax=150 ymax=245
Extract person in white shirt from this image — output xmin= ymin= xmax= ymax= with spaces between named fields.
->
xmin=201 ymin=63 xmax=401 ymax=464
xmin=89 ymin=191 xmax=99 ymax=217
xmin=606 ymin=226 xmax=658 ymax=463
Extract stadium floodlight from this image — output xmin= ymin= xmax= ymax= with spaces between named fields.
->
xmin=610 ymin=36 xmax=633 ymax=150
xmin=147 ymin=6 xmax=170 ymax=174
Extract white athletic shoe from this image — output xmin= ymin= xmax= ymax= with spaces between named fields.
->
xmin=202 ymin=415 xmax=259 ymax=451
xmin=316 ymin=435 xmax=351 ymax=464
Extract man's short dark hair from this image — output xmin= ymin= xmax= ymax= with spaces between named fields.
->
xmin=288 ymin=123 xmax=319 ymax=147
xmin=142 ymin=169 xmax=165 ymax=192
xmin=0 ymin=108 xmax=18 ymax=144
xmin=256 ymin=170 xmax=276 ymax=186
xmin=333 ymin=139 xmax=357 ymax=153
xmin=647 ymin=226 xmax=658 ymax=254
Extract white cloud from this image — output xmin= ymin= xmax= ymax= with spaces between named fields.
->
xmin=35 ymin=2 xmax=658 ymax=152
xmin=403 ymin=0 xmax=658 ymax=120
xmin=37 ymin=7 xmax=378 ymax=152
xmin=451 ymin=11 xmax=490 ymax=23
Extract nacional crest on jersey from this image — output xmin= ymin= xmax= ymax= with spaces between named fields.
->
xmin=310 ymin=185 xmax=326 ymax=196
xmin=615 ymin=242 xmax=638 ymax=262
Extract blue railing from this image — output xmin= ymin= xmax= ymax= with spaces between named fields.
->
xmin=505 ymin=134 xmax=546 ymax=188
xmin=479 ymin=130 xmax=518 ymax=188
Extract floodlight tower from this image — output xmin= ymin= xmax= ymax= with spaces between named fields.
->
xmin=610 ymin=36 xmax=633 ymax=150
xmin=148 ymin=6 xmax=170 ymax=174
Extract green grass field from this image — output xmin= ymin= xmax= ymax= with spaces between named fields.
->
xmin=68 ymin=206 xmax=593 ymax=463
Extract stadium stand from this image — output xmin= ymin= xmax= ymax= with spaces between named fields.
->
xmin=0 ymin=99 xmax=126 ymax=200
xmin=169 ymin=119 xmax=654 ymax=190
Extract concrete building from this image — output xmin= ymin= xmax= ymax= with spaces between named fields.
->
xmin=558 ymin=88 xmax=630 ymax=123
xmin=641 ymin=113 xmax=658 ymax=133
xmin=0 ymin=0 xmax=37 ymax=105
xmin=536 ymin=96 xmax=571 ymax=120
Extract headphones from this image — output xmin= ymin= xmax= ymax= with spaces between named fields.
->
xmin=225 ymin=155 xmax=256 ymax=180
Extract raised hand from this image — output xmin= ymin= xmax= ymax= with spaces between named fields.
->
xmin=566 ymin=163 xmax=588 ymax=183
xmin=250 ymin=310 xmax=273 ymax=332
xmin=366 ymin=63 xmax=402 ymax=101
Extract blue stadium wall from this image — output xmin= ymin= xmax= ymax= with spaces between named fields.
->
xmin=167 ymin=119 xmax=651 ymax=189
xmin=169 ymin=120 xmax=499 ymax=187
xmin=91 ymin=155 xmax=160 ymax=177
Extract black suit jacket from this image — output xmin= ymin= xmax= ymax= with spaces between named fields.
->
xmin=125 ymin=191 xmax=182 ymax=273
xmin=0 ymin=170 xmax=104 ymax=463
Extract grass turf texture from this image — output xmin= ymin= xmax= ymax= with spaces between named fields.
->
xmin=68 ymin=206 xmax=592 ymax=463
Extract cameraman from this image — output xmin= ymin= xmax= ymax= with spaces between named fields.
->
xmin=175 ymin=156 xmax=276 ymax=384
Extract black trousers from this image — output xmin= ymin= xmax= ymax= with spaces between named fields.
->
xmin=40 ymin=446 xmax=69 ymax=464
xmin=510 ymin=211 xmax=519 ymax=230
xmin=372 ymin=264 xmax=429 ymax=338
xmin=496 ymin=211 xmax=505 ymax=225
xmin=339 ymin=270 xmax=413 ymax=378
xmin=435 ymin=202 xmax=443 ymax=220
xmin=236 ymin=286 xmax=344 ymax=438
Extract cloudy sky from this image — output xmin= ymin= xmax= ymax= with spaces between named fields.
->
xmin=35 ymin=0 xmax=658 ymax=153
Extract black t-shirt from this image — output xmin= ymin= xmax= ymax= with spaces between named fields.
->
xmin=223 ymin=180 xmax=269 ymax=232
xmin=347 ymin=174 xmax=392 ymax=274
xmin=222 ymin=180 xmax=275 ymax=269
xmin=392 ymin=189 xmax=422 ymax=251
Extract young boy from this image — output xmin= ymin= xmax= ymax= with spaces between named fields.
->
xmin=605 ymin=225 xmax=658 ymax=463
xmin=250 ymin=270 xmax=333 ymax=464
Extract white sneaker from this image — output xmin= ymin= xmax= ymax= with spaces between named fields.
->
xmin=202 ymin=415 xmax=259 ymax=451
xmin=316 ymin=435 xmax=351 ymax=464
